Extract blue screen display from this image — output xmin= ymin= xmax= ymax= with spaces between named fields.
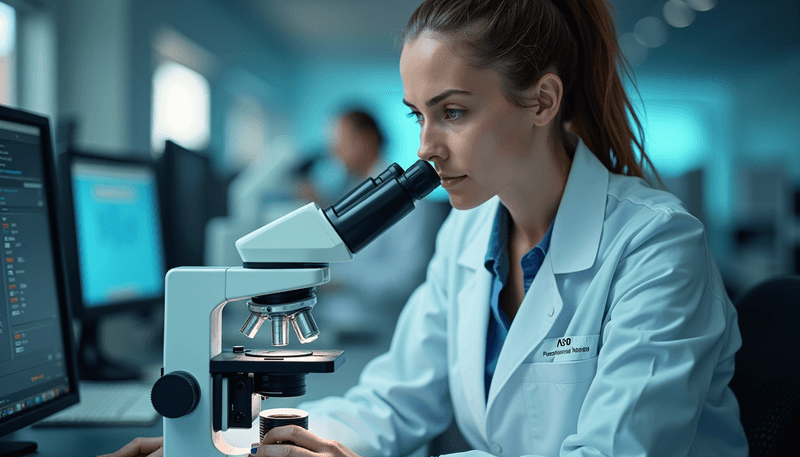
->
xmin=71 ymin=161 xmax=164 ymax=308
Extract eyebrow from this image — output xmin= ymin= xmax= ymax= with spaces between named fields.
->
xmin=402 ymin=89 xmax=472 ymax=109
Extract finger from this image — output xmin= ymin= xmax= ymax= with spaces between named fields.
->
xmin=97 ymin=437 xmax=163 ymax=457
xmin=257 ymin=430 xmax=360 ymax=457
xmin=251 ymin=443 xmax=318 ymax=457
xmin=261 ymin=426 xmax=326 ymax=452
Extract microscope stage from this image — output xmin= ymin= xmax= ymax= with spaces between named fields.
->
xmin=210 ymin=349 xmax=344 ymax=373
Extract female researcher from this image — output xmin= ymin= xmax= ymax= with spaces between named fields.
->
xmin=106 ymin=0 xmax=748 ymax=456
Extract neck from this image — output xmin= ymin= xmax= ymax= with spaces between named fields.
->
xmin=499 ymin=136 xmax=571 ymax=252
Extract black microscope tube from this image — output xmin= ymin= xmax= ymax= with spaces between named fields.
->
xmin=323 ymin=160 xmax=440 ymax=254
xmin=331 ymin=163 xmax=404 ymax=217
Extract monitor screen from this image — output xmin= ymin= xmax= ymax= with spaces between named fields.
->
xmin=0 ymin=107 xmax=79 ymax=442
xmin=68 ymin=155 xmax=165 ymax=310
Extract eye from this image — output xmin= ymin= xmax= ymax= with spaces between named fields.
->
xmin=444 ymin=109 xmax=465 ymax=120
xmin=407 ymin=111 xmax=423 ymax=124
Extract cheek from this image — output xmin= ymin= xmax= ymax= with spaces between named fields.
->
xmin=466 ymin=115 xmax=518 ymax=175
xmin=494 ymin=109 xmax=531 ymax=155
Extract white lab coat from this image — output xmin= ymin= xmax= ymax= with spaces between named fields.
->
xmin=300 ymin=139 xmax=749 ymax=457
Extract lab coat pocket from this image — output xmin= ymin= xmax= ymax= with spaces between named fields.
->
xmin=521 ymin=357 xmax=598 ymax=453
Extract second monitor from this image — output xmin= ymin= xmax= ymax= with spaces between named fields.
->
xmin=58 ymin=150 xmax=166 ymax=381
xmin=158 ymin=140 xmax=212 ymax=269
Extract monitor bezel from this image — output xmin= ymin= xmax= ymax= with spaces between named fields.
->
xmin=0 ymin=104 xmax=80 ymax=438
xmin=57 ymin=149 xmax=167 ymax=320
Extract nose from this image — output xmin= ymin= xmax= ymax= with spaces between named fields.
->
xmin=417 ymin=124 xmax=447 ymax=164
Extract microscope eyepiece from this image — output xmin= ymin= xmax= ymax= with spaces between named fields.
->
xmin=397 ymin=160 xmax=440 ymax=201
xmin=323 ymin=160 xmax=441 ymax=254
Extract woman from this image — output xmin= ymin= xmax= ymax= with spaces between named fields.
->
xmin=104 ymin=0 xmax=748 ymax=456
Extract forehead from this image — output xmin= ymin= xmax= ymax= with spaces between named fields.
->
xmin=400 ymin=34 xmax=495 ymax=102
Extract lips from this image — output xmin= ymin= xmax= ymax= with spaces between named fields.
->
xmin=440 ymin=175 xmax=467 ymax=189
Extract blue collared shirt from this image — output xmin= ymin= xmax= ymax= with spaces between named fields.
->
xmin=484 ymin=205 xmax=553 ymax=400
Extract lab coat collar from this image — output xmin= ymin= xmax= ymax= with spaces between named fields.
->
xmin=456 ymin=138 xmax=608 ymax=274
xmin=549 ymin=138 xmax=608 ymax=274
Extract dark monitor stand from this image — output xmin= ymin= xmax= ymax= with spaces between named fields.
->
xmin=58 ymin=150 xmax=167 ymax=382
xmin=0 ymin=442 xmax=36 ymax=457
xmin=77 ymin=316 xmax=140 ymax=381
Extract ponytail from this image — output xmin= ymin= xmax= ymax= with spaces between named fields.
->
xmin=559 ymin=0 xmax=658 ymax=183
xmin=403 ymin=0 xmax=660 ymax=184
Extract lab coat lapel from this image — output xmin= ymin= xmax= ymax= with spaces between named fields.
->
xmin=455 ymin=268 xmax=492 ymax=438
xmin=485 ymin=139 xmax=608 ymax=412
xmin=486 ymin=254 xmax=562 ymax=410
xmin=455 ymin=202 xmax=496 ymax=439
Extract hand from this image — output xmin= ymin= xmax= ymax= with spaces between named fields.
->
xmin=97 ymin=437 xmax=163 ymax=457
xmin=251 ymin=425 xmax=361 ymax=457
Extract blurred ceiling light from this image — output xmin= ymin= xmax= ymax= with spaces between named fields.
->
xmin=151 ymin=61 xmax=211 ymax=154
xmin=619 ymin=32 xmax=649 ymax=66
xmin=0 ymin=3 xmax=15 ymax=57
xmin=634 ymin=16 xmax=669 ymax=48
xmin=687 ymin=0 xmax=717 ymax=12
xmin=153 ymin=26 xmax=218 ymax=79
xmin=663 ymin=0 xmax=696 ymax=28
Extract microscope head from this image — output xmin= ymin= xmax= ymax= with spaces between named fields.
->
xmin=234 ymin=160 xmax=440 ymax=345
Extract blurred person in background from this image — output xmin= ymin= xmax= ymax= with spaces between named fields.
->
xmin=296 ymin=110 xmax=385 ymax=205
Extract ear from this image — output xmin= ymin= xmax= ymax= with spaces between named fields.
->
xmin=524 ymin=73 xmax=563 ymax=127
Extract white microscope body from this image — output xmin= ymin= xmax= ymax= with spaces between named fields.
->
xmin=151 ymin=161 xmax=440 ymax=456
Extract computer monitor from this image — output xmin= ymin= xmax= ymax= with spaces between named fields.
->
xmin=0 ymin=106 xmax=80 ymax=455
xmin=58 ymin=150 xmax=166 ymax=381
xmin=158 ymin=140 xmax=212 ymax=268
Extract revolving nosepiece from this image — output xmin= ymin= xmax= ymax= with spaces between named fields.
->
xmin=239 ymin=288 xmax=318 ymax=346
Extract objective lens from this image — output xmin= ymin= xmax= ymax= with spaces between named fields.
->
xmin=241 ymin=312 xmax=267 ymax=339
xmin=270 ymin=315 xmax=289 ymax=346
xmin=291 ymin=309 xmax=319 ymax=343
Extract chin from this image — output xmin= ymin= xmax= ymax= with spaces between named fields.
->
xmin=447 ymin=193 xmax=489 ymax=211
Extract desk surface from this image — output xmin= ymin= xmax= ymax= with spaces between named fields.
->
xmin=12 ymin=421 xmax=277 ymax=456
xmin=11 ymin=421 xmax=164 ymax=457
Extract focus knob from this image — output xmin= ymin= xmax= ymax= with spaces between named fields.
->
xmin=151 ymin=371 xmax=200 ymax=418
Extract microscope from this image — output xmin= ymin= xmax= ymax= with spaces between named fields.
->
xmin=150 ymin=160 xmax=440 ymax=456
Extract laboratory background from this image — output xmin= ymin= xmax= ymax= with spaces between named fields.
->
xmin=0 ymin=0 xmax=799 ymax=455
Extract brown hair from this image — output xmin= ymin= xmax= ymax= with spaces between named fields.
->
xmin=402 ymin=0 xmax=658 ymax=183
